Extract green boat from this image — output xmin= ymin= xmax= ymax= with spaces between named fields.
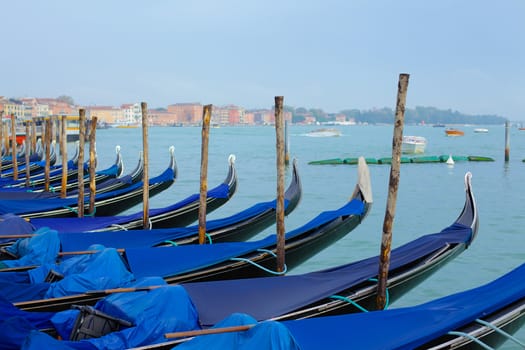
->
xmin=468 ymin=156 xmax=494 ymax=162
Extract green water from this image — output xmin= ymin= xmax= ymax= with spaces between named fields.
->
xmin=89 ymin=124 xmax=525 ymax=348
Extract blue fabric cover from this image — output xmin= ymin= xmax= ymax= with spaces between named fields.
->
xmin=0 ymin=213 xmax=35 ymax=244
xmin=177 ymin=313 xmax=300 ymax=350
xmin=124 ymin=199 xmax=364 ymax=279
xmin=19 ymin=283 xmax=200 ymax=350
xmin=0 ymin=166 xmax=173 ymax=215
xmin=283 ymin=262 xmax=525 ymax=349
xmin=0 ymin=247 xmax=135 ymax=302
xmin=57 ymin=199 xmax=288 ymax=251
xmin=2 ymin=227 xmax=60 ymax=268
xmin=29 ymin=182 xmax=231 ymax=232
xmin=183 ymin=223 xmax=472 ymax=326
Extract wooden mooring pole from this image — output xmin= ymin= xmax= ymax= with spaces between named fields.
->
xmin=284 ymin=120 xmax=290 ymax=166
xmin=24 ymin=122 xmax=30 ymax=187
xmin=141 ymin=102 xmax=150 ymax=229
xmin=275 ymin=96 xmax=286 ymax=273
xmin=198 ymin=105 xmax=212 ymax=244
xmin=10 ymin=114 xmax=18 ymax=180
xmin=376 ymin=73 xmax=409 ymax=310
xmin=44 ymin=118 xmax=52 ymax=191
xmin=77 ymin=109 xmax=86 ymax=218
xmin=60 ymin=115 xmax=68 ymax=198
xmin=504 ymin=120 xmax=510 ymax=162
xmin=88 ymin=117 xmax=97 ymax=215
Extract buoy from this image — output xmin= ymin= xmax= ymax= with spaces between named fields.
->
xmin=446 ymin=155 xmax=455 ymax=165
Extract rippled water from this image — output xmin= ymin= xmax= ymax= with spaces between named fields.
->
xmin=90 ymin=124 xmax=525 ymax=348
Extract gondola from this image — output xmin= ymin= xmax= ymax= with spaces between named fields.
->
xmin=0 ymin=172 xmax=485 ymax=350
xmin=6 ymin=157 xmax=371 ymax=312
xmin=162 ymin=263 xmax=525 ymax=350
xmin=0 ymin=140 xmax=57 ymax=181
xmin=0 ymin=158 xmax=298 ymax=251
xmin=0 ymin=140 xmax=77 ymax=187
xmin=0 ymin=139 xmax=44 ymax=172
xmin=0 ymin=146 xmax=129 ymax=198
xmin=0 ymin=146 xmax=127 ymax=194
xmin=0 ymin=146 xmax=177 ymax=219
xmin=25 ymin=154 xmax=239 ymax=232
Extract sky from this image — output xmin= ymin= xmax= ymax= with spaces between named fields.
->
xmin=2 ymin=1 xmax=524 ymax=120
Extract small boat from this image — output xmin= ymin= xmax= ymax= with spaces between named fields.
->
xmin=474 ymin=128 xmax=488 ymax=133
xmin=401 ymin=135 xmax=427 ymax=154
xmin=0 ymin=172 xmax=480 ymax=350
xmin=305 ymin=128 xmax=341 ymax=137
xmin=445 ymin=128 xmax=465 ymax=137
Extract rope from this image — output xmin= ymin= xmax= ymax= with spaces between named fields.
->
xmin=447 ymin=331 xmax=494 ymax=350
xmin=475 ymin=319 xmax=525 ymax=348
xmin=164 ymin=240 xmax=177 ymax=246
xmin=229 ymin=249 xmax=287 ymax=275
xmin=329 ymin=295 xmax=369 ymax=313
xmin=206 ymin=233 xmax=212 ymax=244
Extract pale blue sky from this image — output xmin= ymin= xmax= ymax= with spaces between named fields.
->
xmin=2 ymin=1 xmax=524 ymax=120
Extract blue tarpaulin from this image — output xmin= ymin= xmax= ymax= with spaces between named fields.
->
xmin=0 ymin=247 xmax=135 ymax=302
xmin=1 ymin=227 xmax=59 ymax=268
xmin=10 ymin=283 xmax=200 ymax=350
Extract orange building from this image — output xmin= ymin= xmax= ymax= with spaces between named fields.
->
xmin=167 ymin=103 xmax=203 ymax=125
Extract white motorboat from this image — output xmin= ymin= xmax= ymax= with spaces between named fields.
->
xmin=402 ymin=135 xmax=427 ymax=154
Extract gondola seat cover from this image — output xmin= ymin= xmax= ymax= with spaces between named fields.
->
xmin=0 ymin=227 xmax=59 ymax=269
xmin=0 ymin=213 xmax=35 ymax=245
xmin=11 ymin=283 xmax=200 ymax=350
xmin=0 ymin=247 xmax=135 ymax=302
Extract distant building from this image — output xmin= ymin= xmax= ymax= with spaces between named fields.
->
xmin=85 ymin=106 xmax=123 ymax=124
xmin=167 ymin=103 xmax=203 ymax=125
xmin=149 ymin=109 xmax=177 ymax=126
xmin=120 ymin=103 xmax=142 ymax=125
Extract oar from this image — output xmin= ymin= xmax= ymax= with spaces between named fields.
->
xmin=57 ymin=248 xmax=125 ymax=256
xmin=0 ymin=265 xmax=38 ymax=272
xmin=0 ymin=234 xmax=35 ymax=239
xmin=165 ymin=325 xmax=254 ymax=339
xmin=85 ymin=285 xmax=164 ymax=295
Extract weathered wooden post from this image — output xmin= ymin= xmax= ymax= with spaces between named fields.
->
xmin=30 ymin=119 xmax=37 ymax=154
xmin=198 ymin=105 xmax=212 ymax=244
xmin=275 ymin=96 xmax=286 ymax=273
xmin=44 ymin=118 xmax=52 ymax=191
xmin=24 ymin=122 xmax=30 ymax=187
xmin=376 ymin=73 xmax=409 ymax=310
xmin=88 ymin=116 xmax=97 ymax=215
xmin=77 ymin=109 xmax=86 ymax=217
xmin=284 ymin=119 xmax=290 ymax=166
xmin=10 ymin=114 xmax=18 ymax=180
xmin=504 ymin=120 xmax=510 ymax=162
xmin=0 ymin=114 xmax=3 ymax=176
xmin=141 ymin=102 xmax=150 ymax=229
xmin=60 ymin=115 xmax=68 ymax=198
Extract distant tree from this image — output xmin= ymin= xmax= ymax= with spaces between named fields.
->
xmin=56 ymin=95 xmax=75 ymax=105
xmin=295 ymin=107 xmax=308 ymax=114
